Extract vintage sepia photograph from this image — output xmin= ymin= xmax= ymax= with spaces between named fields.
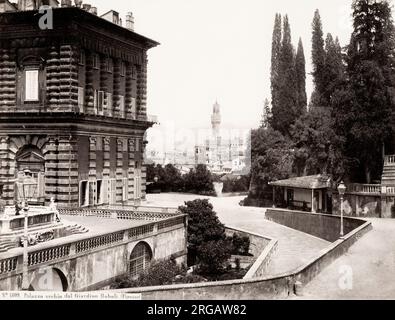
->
xmin=0 ymin=0 xmax=394 ymax=306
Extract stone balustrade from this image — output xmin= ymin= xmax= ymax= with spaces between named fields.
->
xmin=0 ymin=213 xmax=187 ymax=276
xmin=0 ymin=206 xmax=58 ymax=234
xmin=385 ymin=155 xmax=395 ymax=164
xmin=59 ymin=206 xmax=180 ymax=221
xmin=348 ymin=183 xmax=382 ymax=195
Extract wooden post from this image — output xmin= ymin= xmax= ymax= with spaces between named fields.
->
xmin=311 ymin=189 xmax=315 ymax=213
xmin=272 ymin=187 xmax=276 ymax=208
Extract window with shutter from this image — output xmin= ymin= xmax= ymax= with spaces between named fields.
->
xmin=119 ymin=95 xmax=125 ymax=118
xmin=98 ymin=91 xmax=104 ymax=114
xmin=78 ymin=87 xmax=85 ymax=113
xmin=107 ymin=58 xmax=113 ymax=73
xmin=109 ymin=179 xmax=116 ymax=205
xmin=79 ymin=180 xmax=89 ymax=207
xmin=93 ymin=90 xmax=98 ymax=114
xmin=102 ymin=179 xmax=109 ymax=205
xmin=25 ymin=69 xmax=39 ymax=102
xmin=88 ymin=181 xmax=96 ymax=206
xmin=106 ymin=93 xmax=113 ymax=116
xmin=93 ymin=54 xmax=99 ymax=69
xmin=120 ymin=61 xmax=126 ymax=77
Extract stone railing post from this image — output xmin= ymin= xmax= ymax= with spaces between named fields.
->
xmin=16 ymin=254 xmax=24 ymax=273
xmin=153 ymin=222 xmax=158 ymax=234
xmin=69 ymin=242 xmax=76 ymax=256
xmin=381 ymin=185 xmax=390 ymax=218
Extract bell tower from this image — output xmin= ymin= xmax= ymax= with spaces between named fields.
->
xmin=211 ymin=101 xmax=221 ymax=137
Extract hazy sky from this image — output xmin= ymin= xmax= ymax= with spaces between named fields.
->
xmin=89 ymin=0 xmax=355 ymax=150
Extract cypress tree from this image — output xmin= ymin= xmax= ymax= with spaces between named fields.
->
xmin=272 ymin=15 xmax=298 ymax=136
xmin=271 ymin=13 xmax=282 ymax=117
xmin=295 ymin=38 xmax=307 ymax=114
xmin=261 ymin=98 xmax=272 ymax=129
xmin=332 ymin=0 xmax=395 ymax=183
xmin=321 ymin=33 xmax=345 ymax=107
xmin=311 ymin=9 xmax=326 ymax=107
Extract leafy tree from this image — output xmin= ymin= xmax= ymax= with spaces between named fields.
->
xmin=111 ymin=259 xmax=190 ymax=289
xmin=179 ymin=199 xmax=230 ymax=272
xmin=332 ymin=0 xmax=395 ymax=182
xmin=249 ymin=127 xmax=294 ymax=198
xmin=183 ymin=164 xmax=215 ymax=195
xmin=222 ymin=175 xmax=251 ymax=193
xmin=196 ymin=240 xmax=232 ymax=274
xmin=146 ymin=163 xmax=156 ymax=183
xmin=163 ymin=164 xmax=182 ymax=192
xmin=229 ymin=233 xmax=251 ymax=256
xmin=271 ymin=13 xmax=282 ymax=118
xmin=272 ymin=15 xmax=298 ymax=136
xmin=291 ymin=107 xmax=344 ymax=177
xmin=295 ymin=38 xmax=307 ymax=114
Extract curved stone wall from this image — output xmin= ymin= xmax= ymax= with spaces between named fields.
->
xmin=265 ymin=209 xmax=366 ymax=242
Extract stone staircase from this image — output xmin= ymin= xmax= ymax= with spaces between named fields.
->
xmin=382 ymin=155 xmax=395 ymax=186
xmin=0 ymin=239 xmax=18 ymax=253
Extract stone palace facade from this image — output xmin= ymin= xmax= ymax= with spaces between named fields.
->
xmin=0 ymin=2 xmax=159 ymax=208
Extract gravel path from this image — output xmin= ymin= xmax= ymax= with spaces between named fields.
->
xmin=146 ymin=193 xmax=330 ymax=276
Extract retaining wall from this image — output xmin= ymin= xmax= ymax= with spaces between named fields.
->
xmin=225 ymin=226 xmax=277 ymax=279
xmin=104 ymin=211 xmax=371 ymax=300
xmin=265 ymin=209 xmax=366 ymax=242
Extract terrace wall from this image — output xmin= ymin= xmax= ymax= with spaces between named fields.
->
xmin=105 ymin=210 xmax=371 ymax=300
xmin=0 ymin=209 xmax=187 ymax=291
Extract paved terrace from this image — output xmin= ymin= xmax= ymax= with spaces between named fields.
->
xmin=293 ymin=218 xmax=395 ymax=300
xmin=145 ymin=193 xmax=330 ymax=276
xmin=0 ymin=206 xmax=183 ymax=261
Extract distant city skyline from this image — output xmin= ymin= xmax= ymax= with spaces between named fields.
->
xmin=90 ymin=0 xmax=355 ymax=151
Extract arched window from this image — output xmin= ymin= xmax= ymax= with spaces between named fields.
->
xmin=128 ymin=242 xmax=152 ymax=279
xmin=29 ymin=268 xmax=68 ymax=292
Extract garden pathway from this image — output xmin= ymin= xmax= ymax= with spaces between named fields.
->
xmin=146 ymin=193 xmax=330 ymax=276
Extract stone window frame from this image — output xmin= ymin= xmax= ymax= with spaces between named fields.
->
xmin=120 ymin=61 xmax=126 ymax=77
xmin=18 ymin=56 xmax=46 ymax=106
xmin=105 ymin=56 xmax=113 ymax=74
xmin=92 ymin=53 xmax=100 ymax=70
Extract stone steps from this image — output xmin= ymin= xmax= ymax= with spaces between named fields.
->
xmin=0 ymin=240 xmax=17 ymax=253
xmin=381 ymin=162 xmax=395 ymax=185
xmin=65 ymin=224 xmax=89 ymax=235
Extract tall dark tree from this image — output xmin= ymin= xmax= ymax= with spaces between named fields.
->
xmin=295 ymin=38 xmax=307 ymax=114
xmin=271 ymin=13 xmax=282 ymax=116
xmin=272 ymin=15 xmax=298 ymax=136
xmin=311 ymin=9 xmax=326 ymax=107
xmin=320 ymin=33 xmax=346 ymax=107
xmin=260 ymin=98 xmax=272 ymax=129
xmin=332 ymin=0 xmax=395 ymax=183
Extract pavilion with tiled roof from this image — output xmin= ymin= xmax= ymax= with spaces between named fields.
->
xmin=269 ymin=175 xmax=333 ymax=213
